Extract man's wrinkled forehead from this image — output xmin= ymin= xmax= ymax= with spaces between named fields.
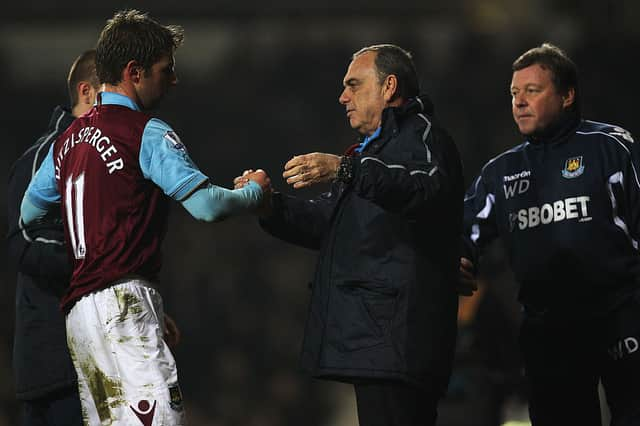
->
xmin=343 ymin=52 xmax=376 ymax=86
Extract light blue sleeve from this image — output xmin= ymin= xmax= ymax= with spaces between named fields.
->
xmin=139 ymin=118 xmax=209 ymax=201
xmin=22 ymin=143 xmax=60 ymax=225
xmin=20 ymin=196 xmax=49 ymax=225
xmin=181 ymin=180 xmax=263 ymax=222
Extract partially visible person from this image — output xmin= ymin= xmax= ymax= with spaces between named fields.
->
xmin=7 ymin=49 xmax=99 ymax=426
xmin=438 ymin=261 xmax=524 ymax=426
xmin=20 ymin=10 xmax=269 ymax=425
xmin=238 ymin=44 xmax=464 ymax=426
xmin=461 ymin=42 xmax=640 ymax=425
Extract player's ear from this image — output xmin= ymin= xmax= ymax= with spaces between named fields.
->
xmin=123 ymin=60 xmax=144 ymax=84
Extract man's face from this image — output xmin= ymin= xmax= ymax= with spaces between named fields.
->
xmin=136 ymin=54 xmax=177 ymax=110
xmin=338 ymin=51 xmax=387 ymax=136
xmin=510 ymin=63 xmax=573 ymax=136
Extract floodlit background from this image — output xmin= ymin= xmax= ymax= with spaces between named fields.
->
xmin=1 ymin=1 xmax=638 ymax=424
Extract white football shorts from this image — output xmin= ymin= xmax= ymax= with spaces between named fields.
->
xmin=66 ymin=279 xmax=187 ymax=425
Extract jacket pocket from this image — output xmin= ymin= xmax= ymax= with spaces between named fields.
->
xmin=331 ymin=280 xmax=398 ymax=352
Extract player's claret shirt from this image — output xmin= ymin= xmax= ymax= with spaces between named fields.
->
xmin=26 ymin=92 xmax=208 ymax=311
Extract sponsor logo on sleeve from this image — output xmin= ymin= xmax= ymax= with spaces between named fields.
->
xmin=562 ymin=156 xmax=584 ymax=179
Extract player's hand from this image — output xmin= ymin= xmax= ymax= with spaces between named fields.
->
xmin=233 ymin=169 xmax=271 ymax=193
xmin=234 ymin=169 xmax=273 ymax=216
xmin=458 ymin=257 xmax=478 ymax=296
xmin=163 ymin=313 xmax=181 ymax=348
xmin=245 ymin=169 xmax=272 ymax=193
xmin=283 ymin=153 xmax=341 ymax=189
xmin=233 ymin=169 xmax=254 ymax=189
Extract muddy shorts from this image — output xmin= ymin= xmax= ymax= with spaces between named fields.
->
xmin=66 ymin=279 xmax=186 ymax=425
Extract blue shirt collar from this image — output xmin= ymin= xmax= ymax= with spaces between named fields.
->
xmin=355 ymin=127 xmax=381 ymax=153
xmin=98 ymin=92 xmax=141 ymax=111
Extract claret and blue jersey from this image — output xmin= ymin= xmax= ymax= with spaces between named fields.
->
xmin=27 ymin=92 xmax=209 ymax=206
xmin=463 ymin=119 xmax=640 ymax=316
xmin=22 ymin=92 xmax=210 ymax=310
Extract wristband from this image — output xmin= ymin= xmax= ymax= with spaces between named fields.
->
xmin=335 ymin=155 xmax=354 ymax=184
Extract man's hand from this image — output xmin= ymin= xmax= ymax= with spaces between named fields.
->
xmin=458 ymin=257 xmax=478 ymax=296
xmin=163 ymin=314 xmax=181 ymax=349
xmin=283 ymin=153 xmax=341 ymax=189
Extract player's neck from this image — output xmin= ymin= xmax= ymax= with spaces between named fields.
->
xmin=103 ymin=82 xmax=140 ymax=106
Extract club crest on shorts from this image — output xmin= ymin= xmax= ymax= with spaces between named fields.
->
xmin=130 ymin=399 xmax=156 ymax=426
xmin=562 ymin=156 xmax=584 ymax=179
xmin=169 ymin=384 xmax=184 ymax=411
xmin=164 ymin=131 xmax=185 ymax=151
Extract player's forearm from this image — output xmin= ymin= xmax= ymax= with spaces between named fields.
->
xmin=181 ymin=181 xmax=263 ymax=222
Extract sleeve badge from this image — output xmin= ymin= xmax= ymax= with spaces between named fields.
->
xmin=164 ymin=131 xmax=186 ymax=151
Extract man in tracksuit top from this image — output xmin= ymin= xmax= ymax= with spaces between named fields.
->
xmin=461 ymin=43 xmax=640 ymax=425
xmin=20 ymin=10 xmax=270 ymax=425
xmin=7 ymin=49 xmax=99 ymax=426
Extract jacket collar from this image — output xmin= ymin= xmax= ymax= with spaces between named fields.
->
xmin=49 ymin=105 xmax=76 ymax=133
xmin=358 ymin=94 xmax=434 ymax=155
xmin=525 ymin=109 xmax=582 ymax=146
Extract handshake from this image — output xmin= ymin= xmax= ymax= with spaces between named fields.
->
xmin=233 ymin=152 xmax=342 ymax=191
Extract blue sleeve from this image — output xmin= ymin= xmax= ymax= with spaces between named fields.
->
xmin=181 ymin=181 xmax=263 ymax=222
xmin=23 ymin=143 xmax=60 ymax=216
xmin=20 ymin=196 xmax=49 ymax=225
xmin=139 ymin=118 xmax=209 ymax=201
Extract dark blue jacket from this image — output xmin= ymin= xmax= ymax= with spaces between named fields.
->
xmin=7 ymin=106 xmax=77 ymax=400
xmin=261 ymin=96 xmax=464 ymax=388
xmin=463 ymin=114 xmax=640 ymax=319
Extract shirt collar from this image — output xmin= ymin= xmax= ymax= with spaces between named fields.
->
xmin=97 ymin=92 xmax=141 ymax=111
xmin=355 ymin=126 xmax=381 ymax=153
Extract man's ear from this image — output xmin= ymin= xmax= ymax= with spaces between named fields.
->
xmin=382 ymin=74 xmax=399 ymax=103
xmin=123 ymin=60 xmax=143 ymax=83
xmin=562 ymin=87 xmax=576 ymax=109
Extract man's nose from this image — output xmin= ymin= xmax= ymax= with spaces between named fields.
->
xmin=339 ymin=89 xmax=349 ymax=105
xmin=513 ymin=93 xmax=527 ymax=107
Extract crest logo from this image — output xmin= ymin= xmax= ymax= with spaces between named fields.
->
xmin=562 ymin=156 xmax=584 ymax=179
xmin=169 ymin=384 xmax=184 ymax=411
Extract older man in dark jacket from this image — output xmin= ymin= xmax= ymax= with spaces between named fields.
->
xmin=240 ymin=44 xmax=464 ymax=426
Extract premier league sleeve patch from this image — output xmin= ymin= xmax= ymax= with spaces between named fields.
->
xmin=164 ymin=131 xmax=186 ymax=151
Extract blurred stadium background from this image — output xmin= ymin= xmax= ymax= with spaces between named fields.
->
xmin=1 ymin=1 xmax=638 ymax=424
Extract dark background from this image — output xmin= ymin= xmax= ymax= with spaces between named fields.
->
xmin=1 ymin=1 xmax=639 ymax=424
